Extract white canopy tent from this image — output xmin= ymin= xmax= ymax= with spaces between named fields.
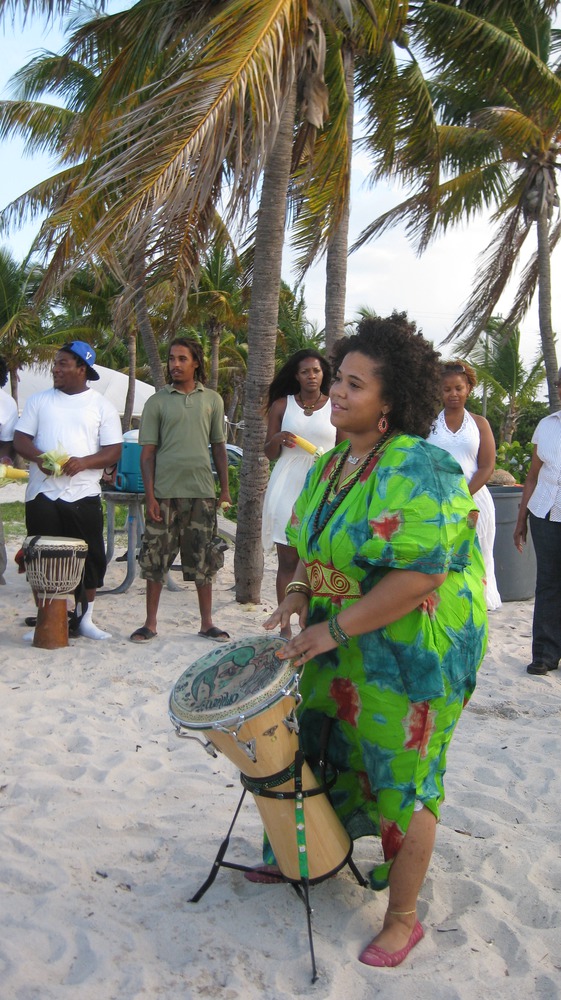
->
xmin=15 ymin=364 xmax=155 ymax=418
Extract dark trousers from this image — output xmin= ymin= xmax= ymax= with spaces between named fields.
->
xmin=26 ymin=493 xmax=106 ymax=591
xmin=529 ymin=511 xmax=561 ymax=667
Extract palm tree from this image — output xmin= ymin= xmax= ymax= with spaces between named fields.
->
xmin=0 ymin=247 xmax=51 ymax=406
xmin=354 ymin=2 xmax=561 ymax=409
xmin=0 ymin=33 xmax=178 ymax=395
xmin=185 ymin=242 xmax=248 ymax=391
xmin=2 ymin=0 xmax=553 ymax=598
xmin=464 ymin=318 xmax=545 ymax=444
xmin=277 ymin=281 xmax=324 ymax=357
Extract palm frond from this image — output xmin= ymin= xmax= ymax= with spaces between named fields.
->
xmin=9 ymin=51 xmax=97 ymax=108
xmin=445 ymin=205 xmax=531 ymax=347
xmin=0 ymin=0 xmax=93 ymax=20
xmin=359 ymin=53 xmax=441 ymax=191
xmin=473 ymin=106 xmax=555 ymax=152
xmin=0 ymin=100 xmax=77 ymax=156
xmin=352 ymin=154 xmax=514 ymax=256
xmin=290 ymin=30 xmax=352 ymax=273
xmin=500 ymin=215 xmax=561 ymax=329
xmin=411 ymin=1 xmax=561 ymax=112
xmin=59 ymin=1 xmax=306 ymax=262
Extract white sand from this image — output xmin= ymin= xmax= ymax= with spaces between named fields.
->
xmin=1 ymin=488 xmax=560 ymax=999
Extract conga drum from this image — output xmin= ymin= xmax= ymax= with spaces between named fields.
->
xmin=23 ymin=536 xmax=88 ymax=650
xmin=169 ymin=635 xmax=352 ymax=884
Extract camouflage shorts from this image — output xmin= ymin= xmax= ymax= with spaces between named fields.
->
xmin=138 ymin=497 xmax=228 ymax=586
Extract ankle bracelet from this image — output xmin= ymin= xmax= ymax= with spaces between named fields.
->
xmin=388 ymin=909 xmax=417 ymax=916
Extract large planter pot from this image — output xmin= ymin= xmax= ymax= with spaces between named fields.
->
xmin=489 ymin=485 xmax=536 ymax=602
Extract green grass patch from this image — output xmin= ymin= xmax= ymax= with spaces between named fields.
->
xmin=0 ymin=501 xmax=27 ymax=540
xmin=1 ymin=498 xmax=128 ymax=540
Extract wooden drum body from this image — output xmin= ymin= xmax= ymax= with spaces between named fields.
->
xmin=169 ymin=635 xmax=351 ymax=883
xmin=23 ymin=536 xmax=88 ymax=649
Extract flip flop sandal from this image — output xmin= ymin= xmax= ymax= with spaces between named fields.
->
xmin=243 ymin=865 xmax=283 ymax=884
xmin=198 ymin=626 xmax=230 ymax=642
xmin=130 ymin=626 xmax=158 ymax=642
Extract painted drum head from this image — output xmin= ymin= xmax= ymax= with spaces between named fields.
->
xmin=169 ymin=635 xmax=296 ymax=729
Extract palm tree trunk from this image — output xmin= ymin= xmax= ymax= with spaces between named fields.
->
xmin=209 ymin=322 xmax=220 ymax=391
xmin=227 ymin=379 xmax=241 ymax=442
xmin=131 ymin=251 xmax=166 ymax=390
xmin=324 ymin=45 xmax=354 ymax=356
xmin=504 ymin=400 xmax=518 ymax=444
xmin=122 ymin=328 xmax=137 ymax=431
xmin=234 ymin=86 xmax=297 ymax=604
xmin=536 ymin=207 xmax=559 ymax=411
xmin=9 ymin=367 xmax=19 ymax=409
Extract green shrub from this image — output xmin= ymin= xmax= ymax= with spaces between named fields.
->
xmin=514 ymin=402 xmax=548 ymax=449
xmin=495 ymin=440 xmax=532 ymax=482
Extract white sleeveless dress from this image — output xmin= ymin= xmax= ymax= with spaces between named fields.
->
xmin=428 ymin=409 xmax=501 ymax=610
xmin=262 ymin=395 xmax=336 ymax=550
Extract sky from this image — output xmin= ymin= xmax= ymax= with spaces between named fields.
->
xmin=0 ymin=3 xmax=558 ymax=371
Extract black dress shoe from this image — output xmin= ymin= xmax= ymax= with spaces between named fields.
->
xmin=527 ymin=661 xmax=559 ymax=675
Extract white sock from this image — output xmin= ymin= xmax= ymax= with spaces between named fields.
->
xmin=77 ymin=602 xmax=111 ymax=640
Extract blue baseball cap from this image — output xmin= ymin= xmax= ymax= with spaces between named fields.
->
xmin=61 ymin=341 xmax=100 ymax=381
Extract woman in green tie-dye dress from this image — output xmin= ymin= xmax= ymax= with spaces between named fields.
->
xmin=263 ymin=313 xmax=488 ymax=969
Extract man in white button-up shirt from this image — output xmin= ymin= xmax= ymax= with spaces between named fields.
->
xmin=514 ymin=371 xmax=561 ymax=675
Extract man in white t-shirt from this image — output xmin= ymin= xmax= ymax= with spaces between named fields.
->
xmin=14 ymin=341 xmax=122 ymax=639
xmin=0 ymin=357 xmax=19 ymax=585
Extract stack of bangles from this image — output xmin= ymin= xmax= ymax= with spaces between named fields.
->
xmin=285 ymin=581 xmax=311 ymax=598
xmin=328 ymin=614 xmax=351 ymax=648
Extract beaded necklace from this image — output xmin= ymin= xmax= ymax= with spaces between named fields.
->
xmin=312 ymin=429 xmax=392 ymax=535
xmin=297 ymin=390 xmax=323 ymax=416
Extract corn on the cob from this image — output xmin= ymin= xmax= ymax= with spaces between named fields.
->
xmin=0 ymin=465 xmax=29 ymax=485
xmin=292 ymin=434 xmax=324 ymax=460
xmin=38 ymin=447 xmax=70 ymax=476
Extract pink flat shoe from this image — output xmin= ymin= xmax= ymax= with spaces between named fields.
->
xmin=359 ymin=920 xmax=424 ymax=968
xmin=243 ymin=865 xmax=284 ymax=884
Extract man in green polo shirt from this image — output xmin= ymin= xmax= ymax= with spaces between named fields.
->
xmin=130 ymin=338 xmax=232 ymax=642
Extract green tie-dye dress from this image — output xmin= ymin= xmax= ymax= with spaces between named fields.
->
xmin=284 ymin=433 xmax=488 ymax=888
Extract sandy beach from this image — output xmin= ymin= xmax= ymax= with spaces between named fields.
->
xmin=1 ymin=483 xmax=560 ymax=999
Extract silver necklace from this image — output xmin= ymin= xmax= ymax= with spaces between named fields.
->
xmin=347 ymin=430 xmax=391 ymax=465
xmin=347 ymin=448 xmax=374 ymax=465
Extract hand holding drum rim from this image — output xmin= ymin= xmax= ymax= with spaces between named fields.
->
xmin=281 ymin=624 xmax=338 ymax=666
xmin=265 ymin=603 xmax=338 ymax=667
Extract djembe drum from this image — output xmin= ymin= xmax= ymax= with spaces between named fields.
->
xmin=23 ymin=535 xmax=88 ymax=649
xmin=169 ymin=635 xmax=352 ymax=884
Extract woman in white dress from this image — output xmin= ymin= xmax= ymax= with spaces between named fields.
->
xmin=428 ymin=360 xmax=501 ymax=610
xmin=262 ymin=349 xmax=337 ymax=635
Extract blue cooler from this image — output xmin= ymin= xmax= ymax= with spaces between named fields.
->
xmin=115 ymin=431 xmax=144 ymax=493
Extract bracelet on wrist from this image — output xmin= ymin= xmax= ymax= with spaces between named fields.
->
xmin=285 ymin=581 xmax=311 ymax=597
xmin=328 ymin=614 xmax=351 ymax=648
